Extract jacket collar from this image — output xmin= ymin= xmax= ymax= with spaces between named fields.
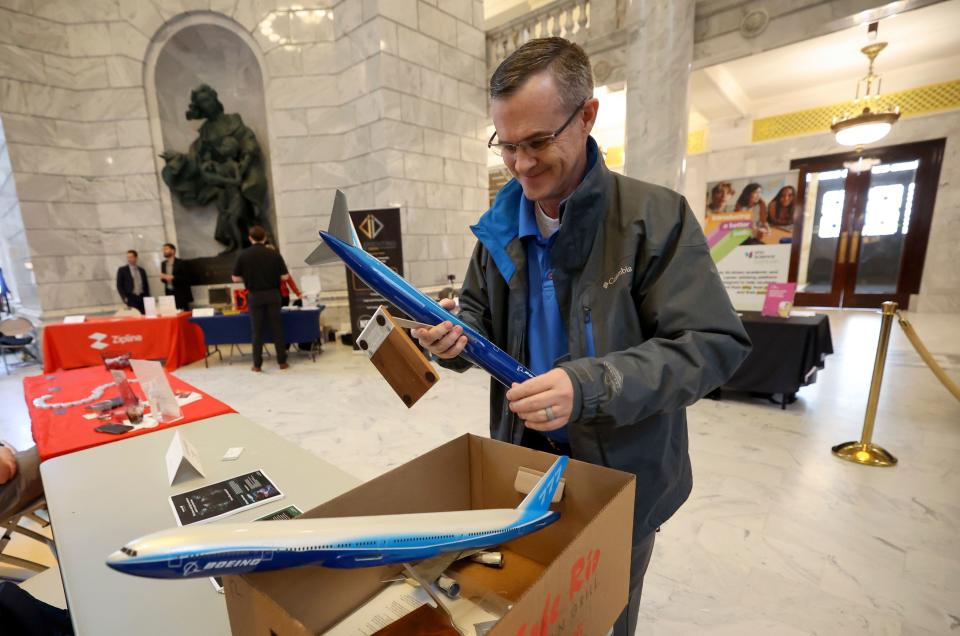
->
xmin=471 ymin=137 xmax=607 ymax=283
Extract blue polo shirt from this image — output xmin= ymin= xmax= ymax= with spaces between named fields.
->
xmin=519 ymin=196 xmax=569 ymax=442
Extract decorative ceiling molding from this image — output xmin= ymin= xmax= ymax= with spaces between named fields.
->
xmin=751 ymin=78 xmax=960 ymax=142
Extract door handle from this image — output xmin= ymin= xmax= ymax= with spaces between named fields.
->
xmin=849 ymin=231 xmax=861 ymax=265
xmin=837 ymin=231 xmax=848 ymax=265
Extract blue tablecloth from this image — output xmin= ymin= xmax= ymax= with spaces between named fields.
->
xmin=189 ymin=307 xmax=323 ymax=346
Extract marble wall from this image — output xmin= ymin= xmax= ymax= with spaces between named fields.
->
xmin=0 ymin=117 xmax=40 ymax=316
xmin=0 ymin=0 xmax=488 ymax=322
xmin=683 ymin=109 xmax=960 ymax=313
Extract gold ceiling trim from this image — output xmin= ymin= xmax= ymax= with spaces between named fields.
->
xmin=752 ymin=79 xmax=960 ymax=143
xmin=687 ymin=129 xmax=706 ymax=154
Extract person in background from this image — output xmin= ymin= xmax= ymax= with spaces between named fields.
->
xmin=159 ymin=243 xmax=193 ymax=311
xmin=265 ymin=240 xmax=302 ymax=307
xmin=706 ymin=181 xmax=735 ymax=214
xmin=115 ymin=250 xmax=149 ymax=314
xmin=232 ymin=226 xmax=290 ymax=372
xmin=735 ymin=183 xmax=769 ymax=242
xmin=767 ymin=185 xmax=797 ymax=227
xmin=415 ymin=37 xmax=750 ymax=636
xmin=0 ymin=442 xmax=42 ymax=520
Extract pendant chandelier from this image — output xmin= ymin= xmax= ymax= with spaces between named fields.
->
xmin=831 ymin=21 xmax=900 ymax=150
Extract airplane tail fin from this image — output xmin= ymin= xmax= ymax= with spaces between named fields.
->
xmin=305 ymin=189 xmax=361 ymax=265
xmin=517 ymin=455 xmax=568 ymax=514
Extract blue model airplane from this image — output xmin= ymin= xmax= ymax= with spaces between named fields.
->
xmin=304 ymin=190 xmax=535 ymax=388
xmin=106 ymin=455 xmax=567 ymax=580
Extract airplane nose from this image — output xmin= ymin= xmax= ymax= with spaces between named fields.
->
xmin=106 ymin=550 xmax=129 ymax=569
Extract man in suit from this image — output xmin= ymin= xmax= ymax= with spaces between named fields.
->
xmin=159 ymin=243 xmax=193 ymax=311
xmin=116 ymin=250 xmax=149 ymax=314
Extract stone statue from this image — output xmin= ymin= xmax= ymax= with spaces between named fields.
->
xmin=160 ymin=84 xmax=271 ymax=254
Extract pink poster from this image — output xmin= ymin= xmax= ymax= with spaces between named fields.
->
xmin=762 ymin=282 xmax=797 ymax=317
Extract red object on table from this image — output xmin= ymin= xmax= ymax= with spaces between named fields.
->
xmin=42 ymin=313 xmax=206 ymax=373
xmin=24 ymin=366 xmax=235 ymax=461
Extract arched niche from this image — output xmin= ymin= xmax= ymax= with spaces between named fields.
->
xmin=145 ymin=15 xmax=276 ymax=265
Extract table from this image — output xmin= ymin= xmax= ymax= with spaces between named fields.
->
xmin=190 ymin=307 xmax=324 ymax=365
xmin=720 ymin=312 xmax=833 ymax=408
xmin=25 ymin=366 xmax=234 ymax=460
xmin=40 ymin=414 xmax=359 ymax=636
xmin=42 ymin=313 xmax=205 ymax=373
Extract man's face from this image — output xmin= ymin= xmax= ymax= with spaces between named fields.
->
xmin=162 ymin=246 xmax=174 ymax=259
xmin=126 ymin=253 xmax=137 ymax=266
xmin=490 ymin=72 xmax=598 ymax=205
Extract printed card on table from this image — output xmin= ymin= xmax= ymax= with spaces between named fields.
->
xmin=762 ymin=282 xmax=797 ymax=317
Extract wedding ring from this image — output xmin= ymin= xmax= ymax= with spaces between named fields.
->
xmin=544 ymin=406 xmax=555 ymax=421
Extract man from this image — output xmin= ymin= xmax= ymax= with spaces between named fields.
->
xmin=415 ymin=38 xmax=750 ymax=635
xmin=232 ymin=225 xmax=291 ymax=372
xmin=0 ymin=443 xmax=42 ymax=521
xmin=159 ymin=243 xmax=193 ymax=311
xmin=116 ymin=250 xmax=149 ymax=314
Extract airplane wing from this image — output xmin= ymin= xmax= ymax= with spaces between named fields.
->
xmin=389 ymin=316 xmax=435 ymax=331
xmin=407 ymin=548 xmax=483 ymax=583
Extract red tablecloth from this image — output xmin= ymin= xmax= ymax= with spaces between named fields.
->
xmin=42 ymin=313 xmax=206 ymax=373
xmin=25 ymin=366 xmax=235 ymax=460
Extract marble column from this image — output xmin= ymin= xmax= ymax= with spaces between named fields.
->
xmin=623 ymin=0 xmax=694 ymax=191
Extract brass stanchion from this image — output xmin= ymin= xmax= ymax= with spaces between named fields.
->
xmin=832 ymin=301 xmax=898 ymax=467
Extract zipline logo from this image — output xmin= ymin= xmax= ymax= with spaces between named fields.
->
xmin=89 ymin=332 xmax=143 ymax=350
xmin=88 ymin=332 xmax=109 ymax=350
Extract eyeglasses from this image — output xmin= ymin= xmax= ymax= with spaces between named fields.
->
xmin=488 ymin=99 xmax=587 ymax=157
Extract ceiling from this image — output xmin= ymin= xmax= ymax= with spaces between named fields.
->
xmin=689 ymin=0 xmax=960 ymax=123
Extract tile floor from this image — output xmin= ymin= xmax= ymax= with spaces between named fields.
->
xmin=1 ymin=309 xmax=958 ymax=634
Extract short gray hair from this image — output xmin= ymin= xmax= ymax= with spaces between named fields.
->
xmin=489 ymin=37 xmax=593 ymax=112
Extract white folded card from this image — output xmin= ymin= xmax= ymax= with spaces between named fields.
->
xmin=63 ymin=315 xmax=85 ymax=324
xmin=165 ymin=430 xmax=205 ymax=486
xmin=143 ymin=297 xmax=157 ymax=317
xmin=192 ymin=307 xmax=215 ymax=318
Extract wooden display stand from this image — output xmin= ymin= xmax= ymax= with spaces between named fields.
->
xmin=356 ymin=306 xmax=438 ymax=407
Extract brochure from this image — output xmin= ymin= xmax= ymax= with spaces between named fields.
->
xmin=762 ymin=282 xmax=797 ymax=317
xmin=256 ymin=505 xmax=303 ymax=521
xmin=169 ymin=470 xmax=283 ymax=527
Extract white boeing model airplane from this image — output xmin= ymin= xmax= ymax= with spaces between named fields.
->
xmin=106 ymin=455 xmax=567 ymax=580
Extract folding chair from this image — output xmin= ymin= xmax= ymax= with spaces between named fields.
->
xmin=0 ymin=498 xmax=54 ymax=583
xmin=0 ymin=318 xmax=40 ymax=375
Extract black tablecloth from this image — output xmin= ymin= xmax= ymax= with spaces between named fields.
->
xmin=723 ymin=312 xmax=833 ymax=396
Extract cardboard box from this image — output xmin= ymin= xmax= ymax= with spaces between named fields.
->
xmin=224 ymin=434 xmax=636 ymax=635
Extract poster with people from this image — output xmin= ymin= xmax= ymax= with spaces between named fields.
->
xmin=703 ymin=171 xmax=799 ymax=311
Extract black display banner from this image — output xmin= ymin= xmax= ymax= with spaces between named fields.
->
xmin=184 ymin=255 xmax=236 ymax=285
xmin=346 ymin=208 xmax=404 ymax=346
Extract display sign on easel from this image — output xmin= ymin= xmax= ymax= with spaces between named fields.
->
xmin=703 ymin=171 xmax=798 ymax=311
xmin=345 ymin=208 xmax=404 ymax=347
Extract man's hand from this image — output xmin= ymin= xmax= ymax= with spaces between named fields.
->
xmin=506 ymin=368 xmax=574 ymax=432
xmin=413 ymin=298 xmax=467 ymax=359
xmin=0 ymin=446 xmax=17 ymax=485
xmin=160 ymin=273 xmax=173 ymax=282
